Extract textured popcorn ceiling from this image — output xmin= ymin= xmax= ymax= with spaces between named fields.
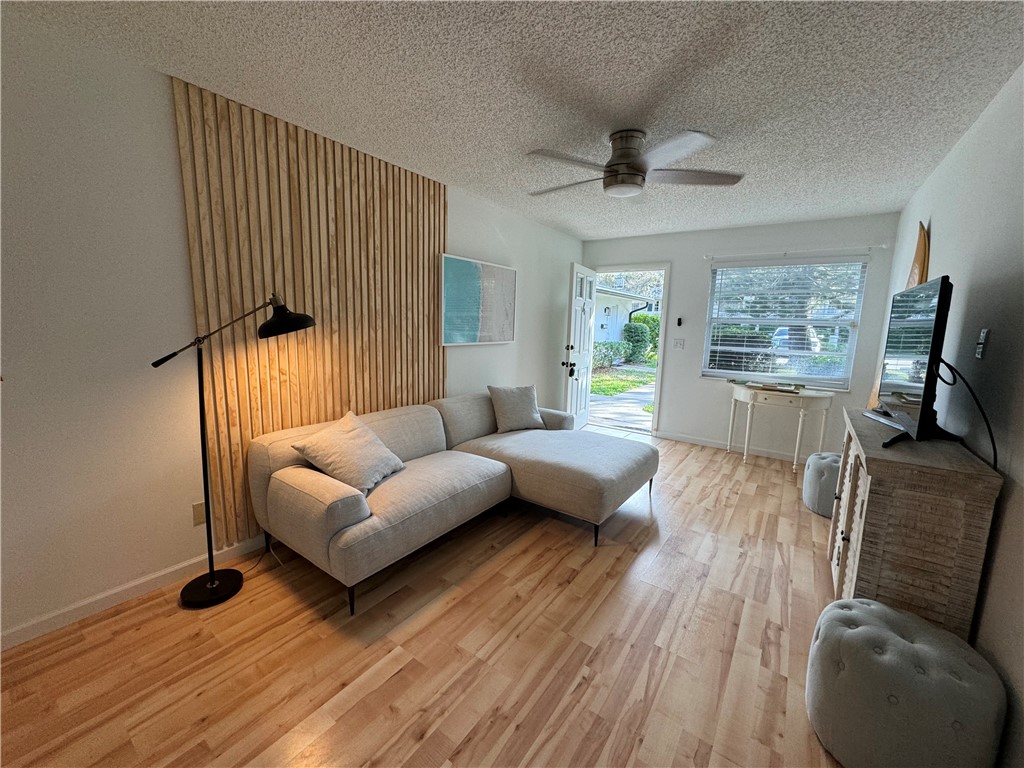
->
xmin=8 ymin=2 xmax=1023 ymax=240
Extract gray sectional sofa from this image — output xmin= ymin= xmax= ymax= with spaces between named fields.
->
xmin=248 ymin=391 xmax=658 ymax=613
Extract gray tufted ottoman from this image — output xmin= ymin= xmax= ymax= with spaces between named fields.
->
xmin=803 ymin=451 xmax=840 ymax=517
xmin=807 ymin=599 xmax=1006 ymax=768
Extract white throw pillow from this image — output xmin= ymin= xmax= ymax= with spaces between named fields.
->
xmin=291 ymin=411 xmax=404 ymax=494
xmin=488 ymin=385 xmax=545 ymax=433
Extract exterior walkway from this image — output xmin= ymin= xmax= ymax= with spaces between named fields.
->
xmin=588 ymin=382 xmax=655 ymax=433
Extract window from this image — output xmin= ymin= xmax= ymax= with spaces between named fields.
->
xmin=702 ymin=260 xmax=868 ymax=389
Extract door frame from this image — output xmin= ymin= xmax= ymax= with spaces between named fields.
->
xmin=591 ymin=262 xmax=671 ymax=433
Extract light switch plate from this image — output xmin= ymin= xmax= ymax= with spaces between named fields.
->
xmin=673 ymin=338 xmax=685 ymax=350
xmin=192 ymin=501 xmax=205 ymax=527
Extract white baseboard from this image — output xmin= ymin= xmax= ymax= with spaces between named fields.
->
xmin=652 ymin=429 xmax=803 ymax=464
xmin=1 ymin=536 xmax=265 ymax=650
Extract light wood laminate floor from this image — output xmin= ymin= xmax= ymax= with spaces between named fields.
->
xmin=2 ymin=431 xmax=839 ymax=767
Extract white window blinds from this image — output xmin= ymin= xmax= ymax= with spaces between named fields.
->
xmin=702 ymin=260 xmax=868 ymax=389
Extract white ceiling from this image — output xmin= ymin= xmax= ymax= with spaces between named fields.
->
xmin=8 ymin=2 xmax=1023 ymax=241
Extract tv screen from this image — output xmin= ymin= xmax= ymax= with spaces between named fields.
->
xmin=878 ymin=275 xmax=953 ymax=441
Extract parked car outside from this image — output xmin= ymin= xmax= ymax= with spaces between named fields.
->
xmin=771 ymin=327 xmax=822 ymax=353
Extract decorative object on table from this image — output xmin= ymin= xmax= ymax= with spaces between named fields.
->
xmin=442 ymin=253 xmax=517 ymax=345
xmin=152 ymin=293 xmax=314 ymax=609
xmin=802 ymin=452 xmax=841 ymax=517
xmin=807 ymin=598 xmax=1006 ymax=768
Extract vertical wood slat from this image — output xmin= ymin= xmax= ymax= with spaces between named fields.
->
xmin=171 ymin=78 xmax=447 ymax=548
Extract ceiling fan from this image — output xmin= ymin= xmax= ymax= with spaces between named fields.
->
xmin=528 ymin=129 xmax=743 ymax=198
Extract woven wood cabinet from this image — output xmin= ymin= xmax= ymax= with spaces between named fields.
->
xmin=828 ymin=408 xmax=1002 ymax=639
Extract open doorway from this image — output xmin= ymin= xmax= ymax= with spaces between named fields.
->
xmin=589 ymin=267 xmax=668 ymax=434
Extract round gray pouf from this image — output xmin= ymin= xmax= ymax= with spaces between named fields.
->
xmin=803 ymin=451 xmax=841 ymax=517
xmin=806 ymin=599 xmax=1006 ymax=768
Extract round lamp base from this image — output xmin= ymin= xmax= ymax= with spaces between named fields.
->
xmin=180 ymin=568 xmax=244 ymax=609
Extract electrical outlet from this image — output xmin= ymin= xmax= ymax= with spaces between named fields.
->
xmin=673 ymin=338 xmax=685 ymax=350
xmin=976 ymin=328 xmax=990 ymax=359
xmin=192 ymin=501 xmax=206 ymax=527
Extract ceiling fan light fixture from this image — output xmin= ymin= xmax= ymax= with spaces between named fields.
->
xmin=603 ymin=172 xmax=645 ymax=198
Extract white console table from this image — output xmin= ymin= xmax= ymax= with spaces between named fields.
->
xmin=727 ymin=383 xmax=834 ymax=472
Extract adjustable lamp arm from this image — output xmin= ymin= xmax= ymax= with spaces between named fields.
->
xmin=150 ymin=295 xmax=279 ymax=368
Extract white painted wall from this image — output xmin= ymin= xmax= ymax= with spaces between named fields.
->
xmin=446 ymin=188 xmax=582 ymax=408
xmin=883 ymin=67 xmax=1022 ymax=766
xmin=583 ymin=214 xmax=898 ymax=456
xmin=1 ymin=20 xmax=214 ymax=639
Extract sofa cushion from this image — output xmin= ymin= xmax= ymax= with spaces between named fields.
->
xmin=488 ymin=385 xmax=545 ymax=433
xmin=455 ymin=429 xmax=659 ymax=525
xmin=249 ymin=405 xmax=446 ymax=526
xmin=292 ymin=412 xmax=405 ymax=494
xmin=360 ymin=405 xmax=447 ymax=461
xmin=328 ymin=451 xmax=511 ymax=585
xmin=429 ymin=393 xmax=499 ymax=448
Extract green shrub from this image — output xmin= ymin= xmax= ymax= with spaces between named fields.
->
xmin=622 ymin=323 xmax=650 ymax=363
xmin=593 ymin=341 xmax=630 ymax=368
xmin=632 ymin=313 xmax=660 ymax=345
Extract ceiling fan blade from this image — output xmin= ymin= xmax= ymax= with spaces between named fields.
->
xmin=529 ymin=178 xmax=604 ymax=197
xmin=647 ymin=169 xmax=744 ymax=186
xmin=528 ymin=149 xmax=606 ymax=173
xmin=637 ymin=131 xmax=716 ymax=172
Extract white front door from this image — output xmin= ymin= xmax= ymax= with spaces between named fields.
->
xmin=563 ymin=263 xmax=597 ymax=429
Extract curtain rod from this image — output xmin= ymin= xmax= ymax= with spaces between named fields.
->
xmin=703 ymin=244 xmax=887 ymax=261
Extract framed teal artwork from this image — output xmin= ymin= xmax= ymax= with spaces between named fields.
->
xmin=442 ymin=253 xmax=517 ymax=345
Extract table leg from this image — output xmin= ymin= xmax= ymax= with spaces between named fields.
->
xmin=743 ymin=401 xmax=754 ymax=464
xmin=727 ymin=398 xmax=737 ymax=452
xmin=818 ymin=409 xmax=828 ymax=453
xmin=794 ymin=408 xmax=807 ymax=473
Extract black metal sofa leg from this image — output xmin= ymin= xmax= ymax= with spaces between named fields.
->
xmin=593 ymin=523 xmax=599 ymax=547
xmin=347 ymin=585 xmax=356 ymax=616
xmin=264 ymin=531 xmax=272 ymax=553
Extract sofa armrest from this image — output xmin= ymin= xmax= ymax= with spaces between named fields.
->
xmin=267 ymin=466 xmax=371 ymax=572
xmin=539 ymin=407 xmax=575 ymax=431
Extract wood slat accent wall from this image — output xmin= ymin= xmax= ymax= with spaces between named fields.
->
xmin=171 ymin=78 xmax=447 ymax=548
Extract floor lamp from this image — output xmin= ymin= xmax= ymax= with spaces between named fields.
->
xmin=152 ymin=293 xmax=315 ymax=609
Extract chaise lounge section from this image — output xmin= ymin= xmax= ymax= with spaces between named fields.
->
xmin=430 ymin=392 xmax=659 ymax=545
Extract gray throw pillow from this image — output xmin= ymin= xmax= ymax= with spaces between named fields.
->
xmin=488 ymin=385 xmax=545 ymax=433
xmin=291 ymin=411 xmax=404 ymax=494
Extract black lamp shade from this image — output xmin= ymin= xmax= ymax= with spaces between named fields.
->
xmin=257 ymin=302 xmax=315 ymax=339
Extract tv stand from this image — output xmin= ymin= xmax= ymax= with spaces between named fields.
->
xmin=828 ymin=409 xmax=1002 ymax=639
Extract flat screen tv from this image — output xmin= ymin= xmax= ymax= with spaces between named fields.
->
xmin=876 ymin=275 xmax=958 ymax=444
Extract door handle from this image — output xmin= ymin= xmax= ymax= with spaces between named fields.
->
xmin=567 ymin=363 xmax=577 ymax=378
